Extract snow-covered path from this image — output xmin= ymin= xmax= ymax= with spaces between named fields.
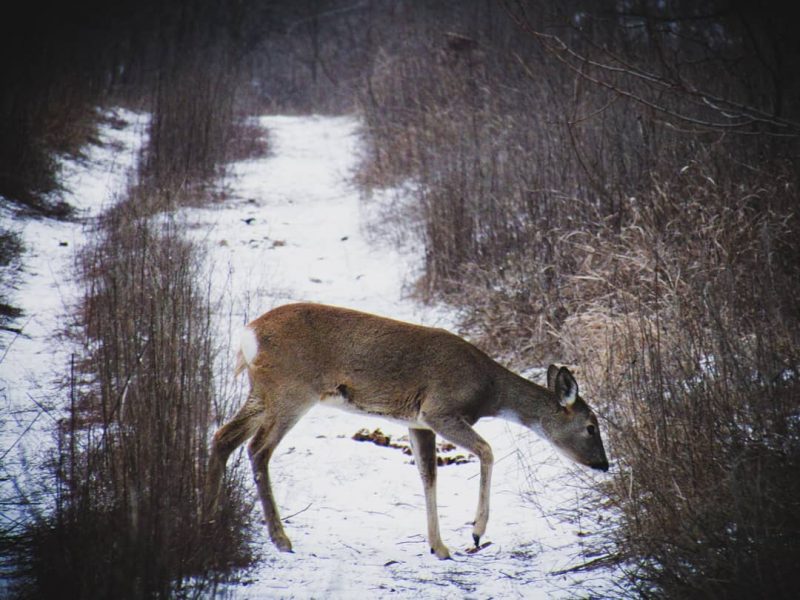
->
xmin=185 ymin=116 xmax=612 ymax=598
xmin=185 ymin=116 xmax=443 ymax=322
xmin=0 ymin=113 xmax=612 ymax=598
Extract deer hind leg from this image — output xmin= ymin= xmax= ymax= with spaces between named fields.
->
xmin=409 ymin=427 xmax=451 ymax=560
xmin=423 ymin=414 xmax=494 ymax=548
xmin=248 ymin=403 xmax=309 ymax=553
xmin=205 ymin=394 xmax=263 ymax=520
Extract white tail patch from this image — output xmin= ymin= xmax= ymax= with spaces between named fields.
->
xmin=234 ymin=326 xmax=259 ymax=377
xmin=241 ymin=326 xmax=259 ymax=365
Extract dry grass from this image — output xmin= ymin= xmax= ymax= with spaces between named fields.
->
xmin=5 ymin=184 xmax=257 ymax=599
xmin=558 ymin=172 xmax=800 ymax=598
xmin=357 ymin=3 xmax=800 ymax=597
xmin=4 ymin=75 xmax=266 ymax=599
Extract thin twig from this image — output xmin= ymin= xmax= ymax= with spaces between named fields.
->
xmin=504 ymin=1 xmax=800 ymax=136
xmin=282 ymin=502 xmax=313 ymax=522
xmin=0 ymin=410 xmax=43 ymax=462
xmin=0 ymin=316 xmax=33 ymax=365
xmin=549 ymin=553 xmax=621 ymax=576
xmin=467 ymin=448 xmax=518 ymax=480
xmin=26 ymin=392 xmax=59 ymax=422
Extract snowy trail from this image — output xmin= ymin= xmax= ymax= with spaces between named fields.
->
xmin=184 ymin=116 xmax=441 ymax=321
xmin=0 ymin=113 xmax=612 ymax=598
xmin=184 ymin=116 xmax=612 ymax=598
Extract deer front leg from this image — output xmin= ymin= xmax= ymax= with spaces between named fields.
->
xmin=423 ymin=414 xmax=494 ymax=548
xmin=408 ymin=427 xmax=450 ymax=559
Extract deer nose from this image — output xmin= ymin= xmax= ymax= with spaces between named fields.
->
xmin=591 ymin=459 xmax=609 ymax=472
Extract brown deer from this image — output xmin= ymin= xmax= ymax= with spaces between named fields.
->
xmin=205 ymin=303 xmax=608 ymax=559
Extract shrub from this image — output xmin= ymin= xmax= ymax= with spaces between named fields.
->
xmin=357 ymin=2 xmax=800 ymax=597
xmin=4 ymin=187 xmax=256 ymax=599
xmin=560 ymin=169 xmax=800 ymax=598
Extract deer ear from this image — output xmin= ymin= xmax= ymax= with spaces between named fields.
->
xmin=555 ymin=367 xmax=578 ymax=408
xmin=546 ymin=364 xmax=560 ymax=392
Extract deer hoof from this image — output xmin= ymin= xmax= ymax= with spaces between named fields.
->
xmin=273 ymin=533 xmax=294 ymax=553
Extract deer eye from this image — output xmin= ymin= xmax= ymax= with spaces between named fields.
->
xmin=587 ymin=425 xmax=596 ymax=436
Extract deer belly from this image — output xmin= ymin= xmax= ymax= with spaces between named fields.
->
xmin=319 ymin=384 xmax=427 ymax=428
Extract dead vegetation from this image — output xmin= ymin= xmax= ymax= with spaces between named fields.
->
xmin=358 ymin=2 xmax=800 ymax=597
xmin=4 ymin=0 xmax=799 ymax=596
xmin=5 ymin=172 xmax=261 ymax=600
xmin=3 ymin=15 xmax=268 ymax=592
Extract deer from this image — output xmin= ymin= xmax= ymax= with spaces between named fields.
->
xmin=205 ymin=302 xmax=609 ymax=559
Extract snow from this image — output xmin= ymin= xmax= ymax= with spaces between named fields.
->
xmin=0 ymin=109 xmax=149 ymax=514
xmin=1 ymin=112 xmax=616 ymax=598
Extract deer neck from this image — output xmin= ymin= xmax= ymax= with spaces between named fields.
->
xmin=491 ymin=367 xmax=556 ymax=430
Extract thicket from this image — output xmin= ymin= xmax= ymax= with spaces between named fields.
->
xmin=0 ymin=0 xmax=263 ymax=210
xmin=7 ymin=189 xmax=257 ymax=598
xmin=357 ymin=1 xmax=800 ymax=597
xmin=2 ymin=1 xmax=271 ymax=597
xmin=238 ymin=1 xmax=377 ymax=114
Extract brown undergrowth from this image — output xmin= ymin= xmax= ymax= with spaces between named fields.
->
xmin=356 ymin=3 xmax=800 ymax=597
xmin=5 ymin=181 xmax=259 ymax=599
xmin=5 ymin=98 xmax=268 ymax=599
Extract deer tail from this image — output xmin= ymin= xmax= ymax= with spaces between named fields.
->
xmin=234 ymin=326 xmax=258 ymax=378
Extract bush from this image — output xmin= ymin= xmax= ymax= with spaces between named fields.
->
xmin=4 ymin=186 xmax=256 ymax=599
xmin=358 ymin=2 xmax=800 ymax=597
xmin=0 ymin=229 xmax=24 ymax=334
xmin=560 ymin=170 xmax=800 ymax=598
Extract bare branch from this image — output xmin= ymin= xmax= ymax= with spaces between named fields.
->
xmin=503 ymin=0 xmax=800 ymax=136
